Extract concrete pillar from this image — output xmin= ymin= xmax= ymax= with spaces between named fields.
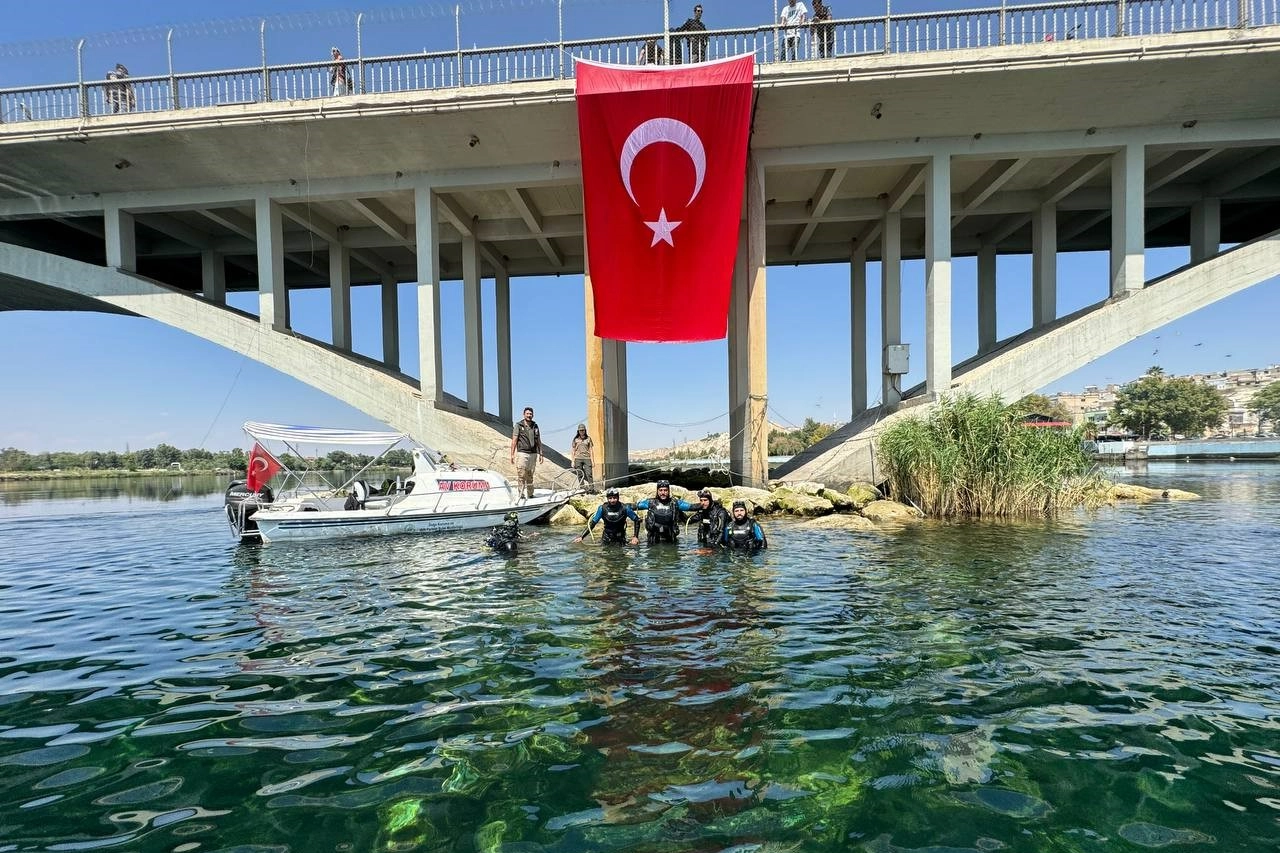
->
xmin=977 ymin=244 xmax=997 ymax=353
xmin=602 ymin=339 xmax=629 ymax=486
xmin=729 ymin=156 xmax=768 ymax=488
xmin=925 ymin=154 xmax=952 ymax=398
xmin=1190 ymin=198 xmax=1221 ymax=263
xmin=1111 ymin=143 xmax=1145 ymax=296
xmin=585 ymin=260 xmax=606 ymax=487
xmin=380 ymin=272 xmax=400 ymax=371
xmin=103 ymin=206 xmax=136 ymax=272
xmin=462 ymin=235 xmax=484 ymax=412
xmin=413 ymin=187 xmax=442 ymax=402
xmin=728 ymin=222 xmax=748 ymax=470
xmin=495 ymin=266 xmax=513 ymax=424
xmin=850 ymin=246 xmax=868 ymax=417
xmin=254 ymin=197 xmax=288 ymax=331
xmin=881 ymin=210 xmax=902 ymax=407
xmin=201 ymin=250 xmax=226 ymax=304
xmin=329 ymin=243 xmax=352 ymax=351
xmin=1032 ymin=201 xmax=1057 ymax=327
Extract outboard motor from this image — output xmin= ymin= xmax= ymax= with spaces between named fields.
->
xmin=225 ymin=480 xmax=273 ymax=542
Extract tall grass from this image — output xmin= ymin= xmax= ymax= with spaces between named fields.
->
xmin=876 ymin=394 xmax=1101 ymax=518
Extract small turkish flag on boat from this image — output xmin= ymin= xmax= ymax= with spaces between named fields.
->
xmin=245 ymin=442 xmax=282 ymax=493
xmin=576 ymin=54 xmax=755 ymax=342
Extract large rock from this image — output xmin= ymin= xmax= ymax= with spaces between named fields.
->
xmin=568 ymin=495 xmax=600 ymax=516
xmin=779 ymin=480 xmax=856 ymax=510
xmin=801 ymin=513 xmax=878 ymax=531
xmin=549 ymin=505 xmax=587 ymax=527
xmin=771 ymin=487 xmax=835 ymax=517
xmin=845 ymin=482 xmax=882 ymax=510
xmin=861 ymin=500 xmax=923 ymax=524
xmin=1107 ymin=483 xmax=1201 ymax=502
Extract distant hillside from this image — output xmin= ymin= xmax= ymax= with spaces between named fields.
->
xmin=631 ymin=419 xmax=834 ymax=461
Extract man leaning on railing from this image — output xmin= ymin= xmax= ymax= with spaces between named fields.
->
xmin=329 ymin=47 xmax=353 ymax=96
xmin=672 ymin=4 xmax=709 ymax=64
xmin=106 ymin=63 xmax=135 ymax=113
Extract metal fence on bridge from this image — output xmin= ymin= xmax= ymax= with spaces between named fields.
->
xmin=1 ymin=0 xmax=1276 ymax=124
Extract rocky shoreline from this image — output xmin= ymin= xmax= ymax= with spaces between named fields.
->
xmin=548 ymin=480 xmax=1200 ymax=530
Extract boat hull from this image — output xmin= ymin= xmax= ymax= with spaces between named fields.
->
xmin=251 ymin=495 xmax=568 ymax=543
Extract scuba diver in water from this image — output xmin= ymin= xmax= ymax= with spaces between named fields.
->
xmin=485 ymin=511 xmax=526 ymax=555
xmin=689 ymin=487 xmax=731 ymax=547
xmin=577 ymin=487 xmax=640 ymax=545
xmin=721 ymin=500 xmax=767 ymax=552
xmin=634 ymin=480 xmax=694 ymax=544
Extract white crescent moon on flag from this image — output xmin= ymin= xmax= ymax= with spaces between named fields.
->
xmin=252 ymin=458 xmax=269 ymax=473
xmin=619 ymin=118 xmax=706 ymax=208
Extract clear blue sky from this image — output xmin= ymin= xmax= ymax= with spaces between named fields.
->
xmin=1 ymin=0 xmax=1276 ymax=454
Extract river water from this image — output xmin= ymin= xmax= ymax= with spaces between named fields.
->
xmin=1 ymin=464 xmax=1277 ymax=852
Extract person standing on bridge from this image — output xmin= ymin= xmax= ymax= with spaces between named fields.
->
xmin=811 ymin=0 xmax=834 ymax=59
xmin=329 ymin=47 xmax=353 ymax=97
xmin=672 ymin=4 xmax=709 ymax=64
xmin=779 ymin=0 xmax=809 ymax=61
xmin=509 ymin=406 xmax=543 ymax=499
xmin=105 ymin=64 xmax=134 ymax=114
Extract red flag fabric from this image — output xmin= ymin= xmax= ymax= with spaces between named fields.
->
xmin=576 ymin=54 xmax=754 ymax=342
xmin=246 ymin=442 xmax=282 ymax=493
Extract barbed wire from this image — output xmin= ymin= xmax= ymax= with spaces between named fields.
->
xmin=0 ymin=0 xmax=634 ymax=59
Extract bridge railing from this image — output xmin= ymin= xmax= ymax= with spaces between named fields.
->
xmin=1 ymin=0 xmax=1275 ymax=124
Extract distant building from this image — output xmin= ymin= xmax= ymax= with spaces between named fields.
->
xmin=1050 ymin=364 xmax=1279 ymax=437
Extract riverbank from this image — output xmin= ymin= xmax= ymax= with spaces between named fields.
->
xmin=0 ymin=468 xmax=230 ymax=481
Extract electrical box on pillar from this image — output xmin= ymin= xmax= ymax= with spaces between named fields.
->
xmin=885 ymin=344 xmax=910 ymax=375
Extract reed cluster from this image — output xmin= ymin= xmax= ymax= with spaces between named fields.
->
xmin=876 ymin=394 xmax=1101 ymax=518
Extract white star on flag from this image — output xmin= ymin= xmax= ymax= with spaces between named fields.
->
xmin=644 ymin=208 xmax=682 ymax=247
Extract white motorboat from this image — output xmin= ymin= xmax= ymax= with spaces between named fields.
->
xmin=225 ymin=421 xmax=576 ymax=544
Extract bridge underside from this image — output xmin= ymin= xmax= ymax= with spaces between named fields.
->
xmin=3 ymin=27 xmax=1280 ymax=482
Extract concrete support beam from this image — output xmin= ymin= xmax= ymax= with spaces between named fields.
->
xmin=925 ymin=154 xmax=953 ymax=398
xmin=201 ymin=251 xmax=226 ymax=304
xmin=495 ymin=267 xmax=513 ymax=424
xmin=1190 ymin=197 xmax=1222 ymax=263
xmin=380 ymin=272 xmax=400 ymax=371
xmin=254 ymin=197 xmax=288 ymax=330
xmin=977 ymin=244 xmax=997 ymax=353
xmin=1111 ymin=144 xmax=1146 ymax=296
xmin=1147 ymin=148 xmax=1221 ymax=192
xmin=462 ymin=235 xmax=485 ymax=412
xmin=329 ymin=243 xmax=352 ymax=351
xmin=954 ymin=157 xmax=1029 ymax=227
xmin=103 ymin=207 xmax=136 ymax=272
xmin=507 ymin=187 xmax=565 ymax=268
xmin=850 ymin=246 xmax=868 ymax=416
xmin=1032 ymin=202 xmax=1057 ymax=327
xmin=413 ymin=187 xmax=443 ymax=402
xmin=738 ymin=156 xmax=769 ymax=488
xmin=881 ymin=210 xmax=902 ymax=407
xmin=888 ymin=163 xmax=927 ymax=212
xmin=729 ymin=223 xmax=748 ymax=470
xmin=1203 ymin=147 xmax=1280 ymax=197
xmin=602 ymin=339 xmax=629 ymax=486
xmin=791 ymin=167 xmax=847 ymax=257
xmin=351 ymin=197 xmax=412 ymax=246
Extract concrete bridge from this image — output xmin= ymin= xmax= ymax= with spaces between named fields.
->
xmin=3 ymin=1 xmax=1280 ymax=486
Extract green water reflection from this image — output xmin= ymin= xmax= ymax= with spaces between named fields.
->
xmin=0 ymin=463 xmax=1277 ymax=851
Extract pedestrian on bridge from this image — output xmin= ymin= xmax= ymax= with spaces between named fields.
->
xmin=672 ymin=4 xmax=709 ymax=64
xmin=780 ymin=0 xmax=809 ymax=61
xmin=105 ymin=64 xmax=134 ymax=114
xmin=329 ymin=47 xmax=353 ymax=97
xmin=812 ymin=0 xmax=834 ymax=59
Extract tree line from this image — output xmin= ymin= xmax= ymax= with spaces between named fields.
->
xmin=0 ymin=445 xmax=415 ymax=473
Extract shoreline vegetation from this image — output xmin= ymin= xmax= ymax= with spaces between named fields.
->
xmin=4 ymin=397 xmax=1201 ymax=519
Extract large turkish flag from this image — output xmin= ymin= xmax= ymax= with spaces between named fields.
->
xmin=576 ymin=55 xmax=754 ymax=342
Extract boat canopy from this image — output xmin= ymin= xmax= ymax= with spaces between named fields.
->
xmin=243 ymin=421 xmax=410 ymax=446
